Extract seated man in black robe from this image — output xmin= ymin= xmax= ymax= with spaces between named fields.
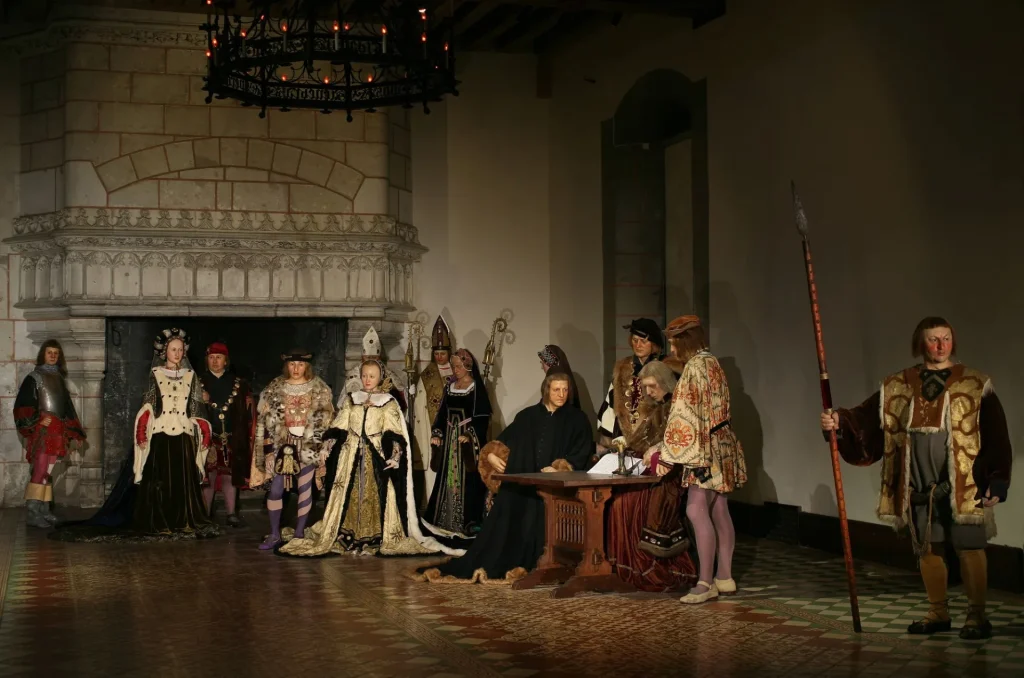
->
xmin=415 ymin=370 xmax=592 ymax=583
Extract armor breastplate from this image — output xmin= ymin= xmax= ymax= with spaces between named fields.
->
xmin=33 ymin=370 xmax=68 ymax=417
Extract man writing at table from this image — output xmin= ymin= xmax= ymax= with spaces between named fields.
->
xmin=415 ymin=370 xmax=592 ymax=584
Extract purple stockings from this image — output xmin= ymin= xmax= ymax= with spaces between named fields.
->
xmin=259 ymin=465 xmax=315 ymax=550
xmin=685 ymin=486 xmax=736 ymax=594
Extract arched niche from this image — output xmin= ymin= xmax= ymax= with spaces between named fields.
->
xmin=601 ymin=69 xmax=709 ymax=373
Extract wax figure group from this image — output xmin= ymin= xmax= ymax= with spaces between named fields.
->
xmin=16 ymin=314 xmax=1012 ymax=623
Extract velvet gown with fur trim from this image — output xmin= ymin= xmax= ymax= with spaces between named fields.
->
xmin=278 ymin=390 xmax=466 ymax=558
xmin=416 ymin=401 xmax=592 ymax=583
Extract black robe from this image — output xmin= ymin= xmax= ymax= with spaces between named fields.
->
xmin=422 ymin=402 xmax=592 ymax=580
xmin=198 ymin=370 xmax=254 ymax=487
xmin=424 ymin=379 xmax=492 ymax=537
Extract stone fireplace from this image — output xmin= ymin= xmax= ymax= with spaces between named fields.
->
xmin=0 ymin=10 xmax=425 ymax=507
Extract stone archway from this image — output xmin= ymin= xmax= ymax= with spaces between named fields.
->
xmin=601 ymin=69 xmax=709 ymax=371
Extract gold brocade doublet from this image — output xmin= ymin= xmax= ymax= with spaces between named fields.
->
xmin=878 ymin=364 xmax=989 ymax=528
xmin=419 ymin=363 xmax=447 ymax=426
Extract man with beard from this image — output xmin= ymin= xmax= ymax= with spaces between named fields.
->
xmin=821 ymin=316 xmax=1012 ymax=639
xmin=199 ymin=342 xmax=254 ymax=527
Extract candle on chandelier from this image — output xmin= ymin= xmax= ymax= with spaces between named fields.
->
xmin=333 ymin=22 xmax=340 ymax=50
xmin=282 ymin=22 xmax=288 ymax=49
xmin=382 ymin=25 xmax=388 ymax=54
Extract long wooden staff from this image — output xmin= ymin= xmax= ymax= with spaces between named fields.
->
xmin=792 ymin=181 xmax=862 ymax=633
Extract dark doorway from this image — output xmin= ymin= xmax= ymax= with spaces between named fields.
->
xmin=102 ymin=317 xmax=347 ymax=490
xmin=601 ymin=69 xmax=709 ymax=379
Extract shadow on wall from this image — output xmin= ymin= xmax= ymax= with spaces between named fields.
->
xmin=719 ymin=356 xmax=774 ymax=504
xmin=553 ymin=323 xmax=603 ymax=425
xmin=811 ymin=482 xmax=839 ymax=517
xmin=711 ymin=280 xmax=776 ymax=503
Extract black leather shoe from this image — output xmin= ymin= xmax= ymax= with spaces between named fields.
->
xmin=226 ymin=514 xmax=244 ymax=528
xmin=907 ymin=618 xmax=952 ymax=634
xmin=959 ymin=619 xmax=993 ymax=640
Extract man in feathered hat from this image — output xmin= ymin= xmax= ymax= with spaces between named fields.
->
xmin=199 ymin=341 xmax=255 ymax=527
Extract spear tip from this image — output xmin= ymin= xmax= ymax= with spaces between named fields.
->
xmin=791 ymin=180 xmax=809 ymax=237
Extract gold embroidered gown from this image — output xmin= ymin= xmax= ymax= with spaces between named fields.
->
xmin=279 ymin=390 xmax=465 ymax=558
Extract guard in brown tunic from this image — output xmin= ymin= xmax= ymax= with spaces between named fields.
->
xmin=822 ymin=317 xmax=1012 ymax=639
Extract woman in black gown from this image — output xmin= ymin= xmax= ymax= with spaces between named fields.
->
xmin=51 ymin=328 xmax=218 ymax=542
xmin=423 ymin=348 xmax=492 ymax=538
xmin=416 ymin=370 xmax=591 ymax=583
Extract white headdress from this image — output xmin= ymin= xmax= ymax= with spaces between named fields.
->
xmin=362 ymin=326 xmax=381 ymax=358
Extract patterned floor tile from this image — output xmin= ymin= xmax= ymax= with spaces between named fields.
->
xmin=2 ymin=507 xmax=1024 ymax=676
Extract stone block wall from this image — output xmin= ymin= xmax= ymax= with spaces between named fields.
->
xmin=0 ymin=17 xmax=425 ymax=507
xmin=18 ymin=39 xmax=410 ymax=219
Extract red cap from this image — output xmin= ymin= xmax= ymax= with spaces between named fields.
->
xmin=206 ymin=342 xmax=229 ymax=357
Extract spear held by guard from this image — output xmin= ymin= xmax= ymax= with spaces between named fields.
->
xmin=792 ymin=180 xmax=862 ymax=633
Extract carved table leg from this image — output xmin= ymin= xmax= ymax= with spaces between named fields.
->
xmin=551 ymin=485 xmax=635 ymax=599
xmin=513 ymin=489 xmax=573 ymax=590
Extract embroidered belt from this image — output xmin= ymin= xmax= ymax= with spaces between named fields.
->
xmin=710 ymin=419 xmax=731 ymax=434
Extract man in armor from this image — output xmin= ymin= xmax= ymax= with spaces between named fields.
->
xmin=13 ymin=340 xmax=86 ymax=528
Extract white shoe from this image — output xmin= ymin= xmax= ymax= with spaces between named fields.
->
xmin=714 ymin=577 xmax=737 ymax=595
xmin=680 ymin=581 xmax=719 ymax=604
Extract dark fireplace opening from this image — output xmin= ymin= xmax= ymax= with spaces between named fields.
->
xmin=102 ymin=317 xmax=347 ymax=491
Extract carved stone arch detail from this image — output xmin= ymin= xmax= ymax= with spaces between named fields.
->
xmin=91 ymin=137 xmax=365 ymax=203
xmin=112 ymin=252 xmax=140 ymax=267
xmin=86 ymin=251 xmax=112 ymax=266
xmin=169 ymin=252 xmax=195 ymax=268
xmin=222 ymin=253 xmax=245 ymax=270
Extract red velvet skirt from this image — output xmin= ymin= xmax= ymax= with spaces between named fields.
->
xmin=606 ymin=485 xmax=696 ymax=592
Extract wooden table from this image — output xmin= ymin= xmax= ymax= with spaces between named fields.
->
xmin=493 ymin=471 xmax=660 ymax=599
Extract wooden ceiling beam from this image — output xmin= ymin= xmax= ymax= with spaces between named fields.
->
xmin=499 ymin=9 xmax=565 ymax=51
xmin=428 ymin=0 xmax=467 ymax=22
xmin=497 ymin=0 xmax=712 ymax=17
xmin=453 ymin=0 xmax=502 ymax=32
xmin=533 ymin=11 xmax=613 ymax=55
xmin=463 ymin=6 xmax=534 ymax=50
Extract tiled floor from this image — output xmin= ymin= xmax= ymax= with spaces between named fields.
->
xmin=1 ymin=507 xmax=1023 ymax=677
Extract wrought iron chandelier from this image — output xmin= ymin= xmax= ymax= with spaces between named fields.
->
xmin=201 ymin=0 xmax=458 ymax=120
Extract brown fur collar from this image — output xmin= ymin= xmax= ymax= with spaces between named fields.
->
xmin=626 ymin=397 xmax=671 ymax=453
xmin=612 ymin=356 xmax=667 ymax=442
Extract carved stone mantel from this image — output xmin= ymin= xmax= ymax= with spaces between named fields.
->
xmin=5 ymin=208 xmax=425 ymax=507
xmin=8 ymin=207 xmax=424 ymax=313
xmin=2 ymin=10 xmax=424 ymax=507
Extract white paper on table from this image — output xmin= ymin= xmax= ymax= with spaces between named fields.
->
xmin=588 ymin=454 xmax=647 ymax=476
